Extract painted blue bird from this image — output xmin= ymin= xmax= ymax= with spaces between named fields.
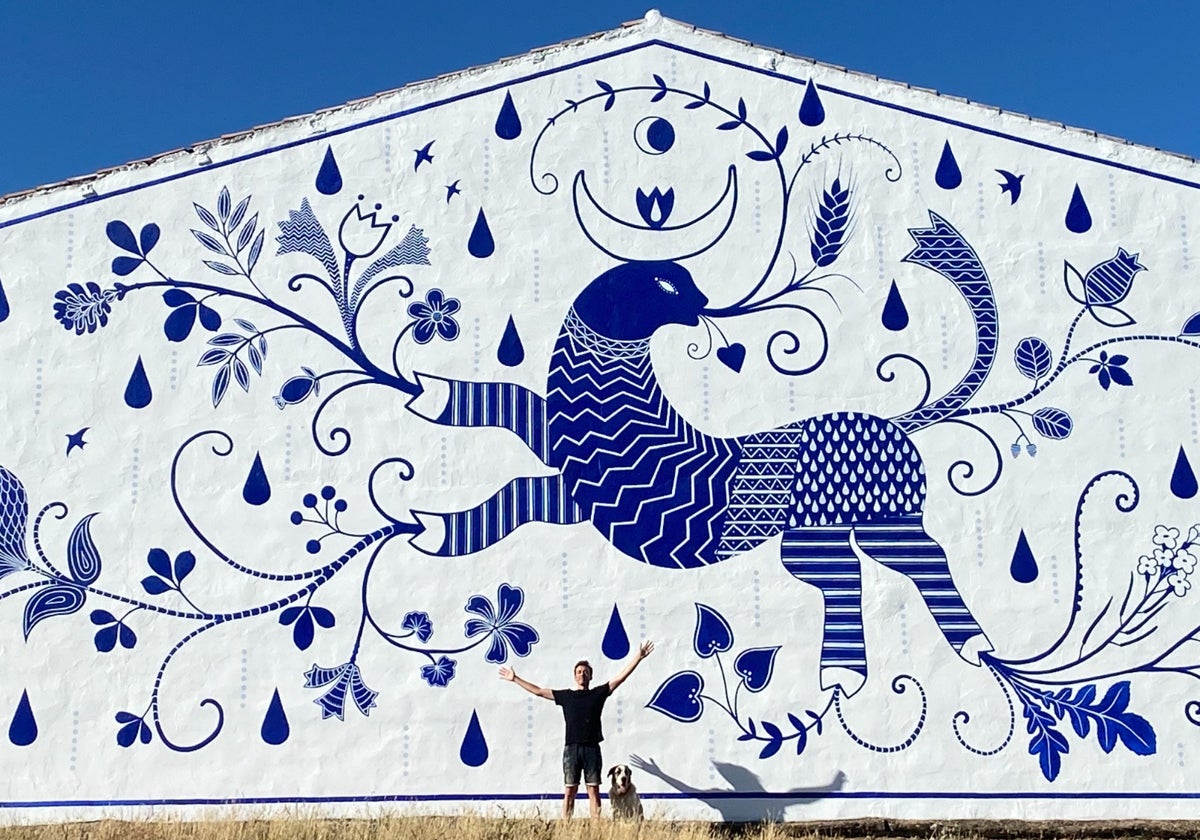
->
xmin=996 ymin=169 xmax=1024 ymax=204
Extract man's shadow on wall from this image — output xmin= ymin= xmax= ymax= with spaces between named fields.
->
xmin=629 ymin=754 xmax=846 ymax=822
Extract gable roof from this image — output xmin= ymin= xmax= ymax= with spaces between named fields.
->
xmin=2 ymin=10 xmax=1197 ymax=223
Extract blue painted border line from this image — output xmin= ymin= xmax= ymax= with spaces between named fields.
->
xmin=2 ymin=791 xmax=1200 ymax=808
xmin=2 ymin=36 xmax=1198 ymax=234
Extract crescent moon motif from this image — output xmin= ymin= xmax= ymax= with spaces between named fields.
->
xmin=571 ymin=165 xmax=739 ymax=263
xmin=634 ymin=116 xmax=676 ymax=155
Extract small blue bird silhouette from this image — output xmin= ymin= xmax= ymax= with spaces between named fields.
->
xmin=996 ymin=169 xmax=1024 ymax=205
xmin=414 ymin=141 xmax=435 ymax=171
xmin=65 ymin=427 xmax=90 ymax=456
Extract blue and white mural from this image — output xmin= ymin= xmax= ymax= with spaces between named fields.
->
xmin=2 ymin=12 xmax=1200 ymax=820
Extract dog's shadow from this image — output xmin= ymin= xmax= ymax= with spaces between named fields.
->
xmin=629 ymin=754 xmax=846 ymax=822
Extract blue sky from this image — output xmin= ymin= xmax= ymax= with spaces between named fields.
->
xmin=1 ymin=1 xmax=1197 ymax=197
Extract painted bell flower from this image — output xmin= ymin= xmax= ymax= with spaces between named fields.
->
xmin=0 ymin=466 xmax=31 ymax=580
xmin=420 ymin=655 xmax=457 ymax=687
xmin=635 ymin=187 xmax=675 ymax=229
xmin=401 ymin=610 xmax=434 ymax=643
xmin=407 ymin=289 xmax=461 ymax=344
xmin=464 ymin=583 xmax=539 ymax=664
xmin=274 ymin=366 xmax=321 ymax=409
xmin=52 ymin=282 xmax=120 ymax=335
xmin=1083 ymin=248 xmax=1144 ymax=308
xmin=338 ymin=198 xmax=393 ymax=259
xmin=304 ymin=661 xmax=379 ymax=720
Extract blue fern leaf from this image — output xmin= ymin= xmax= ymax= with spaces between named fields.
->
xmin=1023 ymin=701 xmax=1068 ymax=782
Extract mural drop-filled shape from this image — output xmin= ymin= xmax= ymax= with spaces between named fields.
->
xmin=881 ymin=280 xmax=909 ymax=331
xmin=935 ymin=140 xmax=962 ymax=190
xmin=316 ymin=146 xmax=343 ymax=196
xmin=460 ymin=709 xmax=488 ymax=767
xmin=8 ymin=690 xmax=37 ymax=747
xmin=1171 ymin=446 xmax=1198 ymax=499
xmin=261 ymin=689 xmax=291 ymax=745
xmin=494 ymin=91 xmax=522 ymax=140
xmin=1009 ymin=529 xmax=1039 ymax=583
xmin=242 ymin=452 xmax=272 ymax=506
xmin=798 ymin=79 xmax=826 ymax=127
xmin=602 ymin=604 xmax=631 ymax=660
xmin=467 ymin=209 xmax=495 ymax=258
xmin=497 ymin=316 xmax=525 ymax=367
xmin=1066 ymin=183 xmax=1093 ymax=233
xmin=124 ymin=356 xmax=152 ymax=409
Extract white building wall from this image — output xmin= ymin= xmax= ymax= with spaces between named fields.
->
xmin=1 ymin=13 xmax=1200 ymax=820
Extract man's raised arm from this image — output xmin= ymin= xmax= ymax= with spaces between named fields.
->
xmin=499 ymin=666 xmax=554 ymax=700
xmin=606 ymin=641 xmax=654 ymax=693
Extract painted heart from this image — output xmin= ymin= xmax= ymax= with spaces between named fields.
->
xmin=734 ymin=646 xmax=781 ymax=693
xmin=693 ymin=603 xmax=734 ymax=658
xmin=716 ymin=342 xmax=746 ymax=373
xmin=646 ymin=670 xmax=705 ymax=722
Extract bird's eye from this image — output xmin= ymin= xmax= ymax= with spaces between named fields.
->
xmin=656 ymin=278 xmax=678 ymax=295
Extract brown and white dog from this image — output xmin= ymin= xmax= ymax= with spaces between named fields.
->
xmin=607 ymin=763 xmax=643 ymax=820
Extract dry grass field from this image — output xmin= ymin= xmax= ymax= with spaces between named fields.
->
xmin=0 ymin=817 xmax=1198 ymax=840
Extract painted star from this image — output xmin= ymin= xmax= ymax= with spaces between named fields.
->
xmin=414 ymin=141 xmax=435 ymax=171
xmin=445 ymin=180 xmax=462 ymax=203
xmin=65 ymin=427 xmax=90 ymax=457
xmin=996 ymin=169 xmax=1024 ymax=205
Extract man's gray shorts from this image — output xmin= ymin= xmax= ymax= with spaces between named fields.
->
xmin=562 ymin=743 xmax=602 ymax=786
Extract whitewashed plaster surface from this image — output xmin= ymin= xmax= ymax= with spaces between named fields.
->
xmin=2 ymin=12 xmax=1200 ymax=821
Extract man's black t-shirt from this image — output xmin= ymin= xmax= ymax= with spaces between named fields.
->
xmin=552 ymin=684 xmax=611 ymax=745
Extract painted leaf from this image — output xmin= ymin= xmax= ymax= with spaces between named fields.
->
xmin=228 ymin=196 xmax=251 ymax=232
xmin=163 ymin=305 xmax=197 ymax=342
xmin=23 ymin=584 xmax=86 ymax=640
xmin=194 ymin=203 xmax=220 ymax=231
xmin=197 ymin=304 xmax=221 ymax=332
xmin=65 ymin=513 xmax=102 ymax=586
xmin=1182 ymin=312 xmax=1200 ymax=336
xmin=141 ymin=576 xmax=171 ymax=595
xmin=173 ymin=550 xmax=195 ymax=582
xmin=1013 ymin=337 xmax=1053 ymax=380
xmin=192 ymin=230 xmax=227 ymax=255
xmin=645 ymin=670 xmax=704 ymax=723
xmin=162 ymin=289 xmax=195 ymax=308
xmin=94 ymin=624 xmax=119 ymax=653
xmin=1032 ymin=407 xmax=1073 ymax=440
xmin=212 ymin=364 xmax=231 ymax=407
xmin=217 ymin=187 xmax=232 ymax=222
xmin=692 ymin=603 xmax=734 ymax=658
xmin=112 ymin=256 xmax=144 ymax=276
xmin=105 ymin=220 xmax=140 ymax=254
xmin=139 ymin=223 xmax=160 ymax=255
xmin=146 ymin=547 xmax=173 ymax=579
xmin=733 ymin=646 xmax=780 ymax=693
xmin=0 ymin=466 xmax=31 ymax=572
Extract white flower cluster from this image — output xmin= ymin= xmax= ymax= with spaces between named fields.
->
xmin=1138 ymin=525 xmax=1200 ymax=596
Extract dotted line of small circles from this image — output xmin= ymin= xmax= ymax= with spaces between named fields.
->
xmin=940 ymin=315 xmax=950 ymax=371
xmin=616 ymin=695 xmax=624 ymax=731
xmin=33 ymin=359 xmax=43 ymax=417
xmin=975 ymin=511 xmax=985 ymax=568
xmin=130 ymin=445 xmax=140 ymax=507
xmin=910 ymin=142 xmax=922 ymax=199
xmin=976 ymin=181 xmax=985 ymax=223
xmin=898 ymin=604 xmax=909 ymax=656
xmin=602 ymin=128 xmax=610 ymax=189
xmin=383 ymin=126 xmax=392 ymax=176
xmin=473 ymin=318 xmax=482 ymax=375
xmin=1191 ymin=389 xmax=1199 ymax=445
xmin=1179 ymin=741 xmax=1186 ymax=768
xmin=66 ymin=215 xmax=75 ymax=270
xmin=1182 ymin=215 xmax=1191 ymax=272
xmin=561 ymin=552 xmax=569 ymax=609
xmin=753 ymin=180 xmax=762 ymax=234
xmin=1117 ymin=417 xmax=1127 ymax=459
xmin=283 ymin=424 xmax=293 ymax=482
xmin=701 ymin=368 xmax=710 ymax=421
xmin=482 ymin=137 xmax=491 ymax=194
xmin=787 ymin=381 xmax=796 ymax=414
xmin=1038 ymin=241 xmax=1047 ymax=295
xmin=169 ymin=349 xmax=179 ymax=392
xmin=1050 ymin=555 xmax=1059 ymax=606
xmin=70 ymin=709 xmax=79 ymax=772
xmin=533 ymin=249 xmax=541 ymax=304
xmin=639 ymin=598 xmax=646 ymax=637
xmin=708 ymin=729 xmax=717 ymax=781
xmin=875 ymin=225 xmax=885 ymax=287
xmin=752 ymin=569 xmax=761 ymax=628
xmin=526 ymin=698 xmax=535 ymax=759
xmin=1108 ymin=173 xmax=1118 ymax=227
xmin=440 ymin=437 xmax=449 ymax=486
xmin=241 ymin=649 xmax=249 ymax=710
xmin=403 ymin=723 xmax=411 ymax=777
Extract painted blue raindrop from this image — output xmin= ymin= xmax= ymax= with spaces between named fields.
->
xmin=316 ymin=146 xmax=343 ymax=196
xmin=1171 ymin=446 xmax=1198 ymax=499
xmin=460 ymin=709 xmax=488 ymax=767
xmin=935 ymin=141 xmax=962 ymax=190
xmin=468 ymin=209 xmax=495 ymax=259
xmin=494 ymin=91 xmax=522 ymax=140
xmin=1010 ymin=530 xmax=1038 ymax=584
xmin=260 ymin=688 xmax=290 ymax=745
xmin=243 ymin=452 xmax=271 ymax=506
xmin=601 ymin=604 xmax=630 ymax=660
xmin=8 ymin=690 xmax=36 ymax=746
xmin=798 ymin=80 xmax=826 ymax=127
xmin=1065 ymin=184 xmax=1093 ymax=234
xmin=124 ymin=356 xmax=152 ymax=409
xmin=881 ymin=280 xmax=909 ymax=331
xmin=0 ymin=276 xmax=9 ymax=323
xmin=497 ymin=316 xmax=525 ymax=367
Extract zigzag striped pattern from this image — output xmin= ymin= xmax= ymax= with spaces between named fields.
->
xmin=275 ymin=198 xmax=340 ymax=283
xmin=893 ymin=211 xmax=997 ymax=433
xmin=716 ymin=426 xmax=804 ymax=558
xmin=547 ymin=310 xmax=740 ymax=568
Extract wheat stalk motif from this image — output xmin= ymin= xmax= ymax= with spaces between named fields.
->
xmin=809 ymin=177 xmax=853 ymax=268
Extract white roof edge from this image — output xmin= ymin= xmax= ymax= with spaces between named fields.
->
xmin=2 ymin=10 xmax=1195 ymax=210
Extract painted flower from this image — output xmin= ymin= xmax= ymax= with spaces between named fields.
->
xmin=304 ymin=661 xmax=378 ymax=720
xmin=1154 ymin=526 xmax=1181 ymax=551
xmin=1153 ymin=547 xmax=1175 ymax=569
xmin=464 ymin=583 xmax=539 ymax=664
xmin=402 ymin=610 xmax=433 ymax=643
xmin=407 ymin=289 xmax=461 ymax=344
xmin=420 ymin=655 xmax=457 ymax=687
xmin=1169 ymin=571 xmax=1192 ymax=598
xmin=338 ymin=199 xmax=394 ymax=259
xmin=1176 ymin=548 xmax=1198 ymax=575
xmin=1088 ymin=351 xmax=1133 ymax=391
xmin=1137 ymin=555 xmax=1158 ymax=576
xmin=52 ymin=282 xmax=120 ymax=334
xmin=1083 ymin=248 xmax=1144 ymax=308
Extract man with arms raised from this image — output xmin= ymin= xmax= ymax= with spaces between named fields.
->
xmin=499 ymin=641 xmax=654 ymax=819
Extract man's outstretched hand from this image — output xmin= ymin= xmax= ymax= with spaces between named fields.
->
xmin=637 ymin=641 xmax=655 ymax=660
xmin=498 ymin=667 xmax=516 ymax=681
